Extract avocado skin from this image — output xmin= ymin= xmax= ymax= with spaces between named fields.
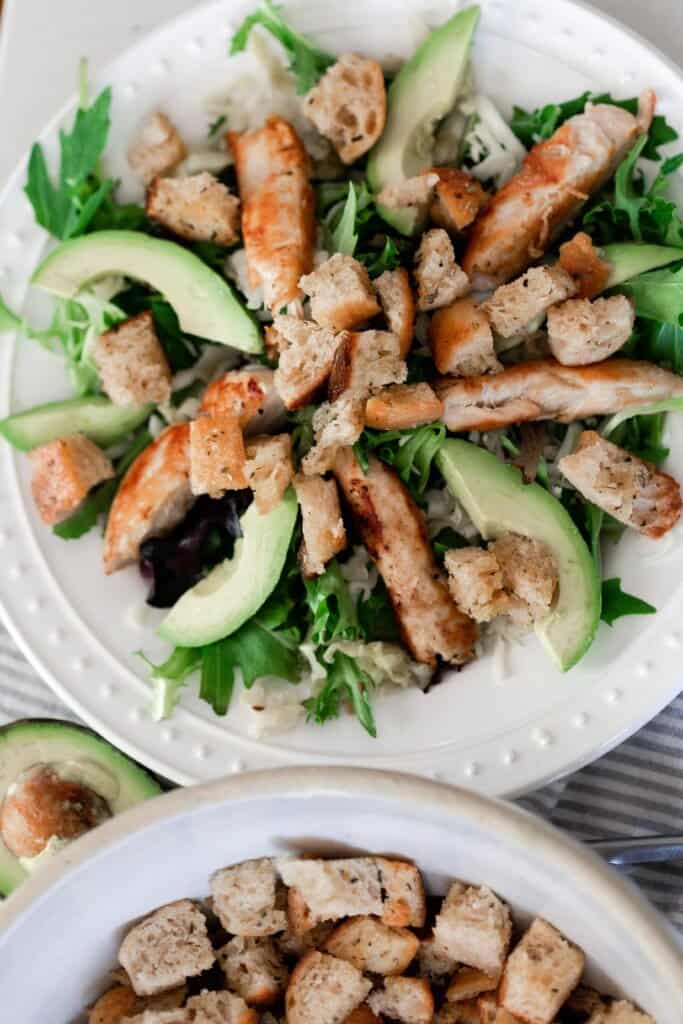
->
xmin=0 ymin=718 xmax=161 ymax=897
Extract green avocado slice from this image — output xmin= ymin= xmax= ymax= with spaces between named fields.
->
xmin=367 ymin=6 xmax=480 ymax=235
xmin=0 ymin=395 xmax=152 ymax=451
xmin=32 ymin=230 xmax=262 ymax=353
xmin=159 ymin=488 xmax=298 ymax=648
xmin=437 ymin=439 xmax=601 ymax=672
xmin=603 ymin=242 xmax=683 ymax=289
xmin=0 ymin=719 xmax=161 ymax=896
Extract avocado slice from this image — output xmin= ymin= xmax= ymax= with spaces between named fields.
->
xmin=32 ymin=230 xmax=262 ymax=354
xmin=159 ymin=487 xmax=298 ymax=647
xmin=0 ymin=395 xmax=152 ymax=451
xmin=603 ymin=242 xmax=683 ymax=289
xmin=0 ymin=719 xmax=161 ymax=896
xmin=436 ymin=440 xmax=601 ymax=671
xmin=367 ymin=6 xmax=480 ymax=235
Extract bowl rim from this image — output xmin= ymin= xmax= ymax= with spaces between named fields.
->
xmin=1 ymin=766 xmax=682 ymax=989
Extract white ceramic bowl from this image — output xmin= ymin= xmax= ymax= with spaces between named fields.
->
xmin=0 ymin=768 xmax=682 ymax=1021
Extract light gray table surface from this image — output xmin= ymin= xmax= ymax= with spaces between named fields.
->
xmin=0 ymin=0 xmax=682 ymax=934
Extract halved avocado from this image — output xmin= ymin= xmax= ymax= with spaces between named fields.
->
xmin=159 ymin=488 xmax=298 ymax=647
xmin=0 ymin=395 xmax=152 ymax=451
xmin=437 ymin=440 xmax=601 ymax=671
xmin=32 ymin=230 xmax=262 ymax=354
xmin=367 ymin=6 xmax=480 ymax=235
xmin=603 ymin=242 xmax=683 ymax=289
xmin=0 ymin=719 xmax=161 ymax=896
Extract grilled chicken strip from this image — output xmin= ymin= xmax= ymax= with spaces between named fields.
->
xmin=103 ymin=423 xmax=192 ymax=574
xmin=334 ymin=448 xmax=477 ymax=666
xmin=435 ymin=358 xmax=683 ymax=433
xmin=228 ymin=116 xmax=315 ymax=312
xmin=463 ymin=95 xmax=653 ymax=288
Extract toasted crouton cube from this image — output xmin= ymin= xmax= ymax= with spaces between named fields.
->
xmin=245 ymin=434 xmax=294 ymax=513
xmin=30 ymin=434 xmax=114 ymax=525
xmin=415 ymin=229 xmax=470 ymax=311
xmin=499 ymin=918 xmax=585 ymax=1024
xmin=446 ymin=967 xmax=496 ymax=1003
xmin=286 ymin=951 xmax=372 ymax=1024
xmin=146 ymin=172 xmax=240 ymax=246
xmin=484 ymin=266 xmax=576 ymax=339
xmin=118 ymin=899 xmax=214 ymax=997
xmin=444 ymin=548 xmax=509 ymax=624
xmin=294 ymin=473 xmax=347 ymax=577
xmin=300 ymin=255 xmax=381 ymax=332
xmin=303 ymin=54 xmax=386 ymax=164
xmin=368 ymin=977 xmax=434 ymax=1024
xmin=186 ymin=990 xmax=259 ymax=1024
xmin=329 ymin=330 xmax=407 ymax=401
xmin=585 ymin=1002 xmax=654 ymax=1024
xmin=279 ymin=858 xmax=383 ymax=932
xmin=301 ymin=395 xmax=365 ymax=476
xmin=345 ymin=1007 xmax=383 ymax=1024
xmin=217 ymin=936 xmax=289 ymax=1006
xmin=93 ymin=311 xmax=172 ymax=407
xmin=273 ymin=316 xmax=343 ymax=410
xmin=118 ymin=1010 xmax=188 ymax=1023
xmin=436 ymin=999 xmax=480 ymax=1024
xmin=373 ymin=267 xmax=415 ymax=358
xmin=365 ymin=382 xmax=443 ymax=430
xmin=565 ymin=986 xmax=606 ymax=1019
xmin=558 ymin=231 xmax=611 ymax=299
xmin=559 ymin=431 xmax=682 ymax=539
xmin=324 ymin=916 xmax=419 ymax=976
xmin=128 ymin=112 xmax=187 ymax=184
xmin=547 ymin=295 xmax=634 ymax=366
xmin=477 ymin=993 xmax=521 ymax=1024
xmin=378 ymin=174 xmax=439 ymax=219
xmin=417 ymin=935 xmax=459 ymax=981
xmin=88 ymin=984 xmax=138 ymax=1024
xmin=488 ymin=534 xmax=558 ymax=626
xmin=428 ymin=168 xmax=488 ymax=234
xmin=189 ymin=412 xmax=247 ymax=496
xmin=433 ymin=883 xmax=511 ymax=979
xmin=211 ymin=858 xmax=287 ymax=937
xmin=377 ymin=858 xmax=427 ymax=928
xmin=277 ymin=921 xmax=336 ymax=958
xmin=199 ymin=366 xmax=285 ymax=435
xmin=429 ymin=298 xmax=502 ymax=377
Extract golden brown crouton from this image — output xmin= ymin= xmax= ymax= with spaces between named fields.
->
xmin=199 ymin=366 xmax=285 ymax=435
xmin=118 ymin=899 xmax=214 ymax=997
xmin=499 ymin=917 xmax=585 ymax=1024
xmin=564 ymin=986 xmax=606 ymax=1019
xmin=484 ymin=266 xmax=577 ymax=339
xmin=286 ymin=951 xmax=372 ymax=1024
xmin=30 ymin=434 xmax=113 ymax=525
xmin=88 ymin=984 xmax=138 ymax=1024
xmin=328 ymin=329 xmax=407 ymax=401
xmin=446 ymin=967 xmax=496 ymax=1003
xmin=273 ymin=316 xmax=344 ymax=410
xmin=377 ymin=858 xmax=427 ymax=928
xmin=300 ymin=255 xmax=381 ymax=332
xmin=324 ymin=916 xmax=419 ymax=976
xmin=294 ymin=473 xmax=347 ymax=577
xmin=189 ymin=412 xmax=247 ymax=497
xmin=128 ymin=112 xmax=187 ymax=184
xmin=245 ymin=434 xmax=294 ymax=514
xmin=217 ymin=936 xmax=288 ymax=1006
xmin=444 ymin=548 xmax=509 ymax=623
xmin=146 ymin=172 xmax=240 ymax=246
xmin=558 ymin=231 xmax=611 ymax=299
xmin=367 ymin=977 xmax=434 ymax=1024
xmin=488 ymin=533 xmax=558 ymax=626
xmin=559 ymin=430 xmax=682 ymax=539
xmin=585 ymin=1002 xmax=654 ymax=1024
xmin=345 ymin=1006 xmax=383 ymax=1024
xmin=303 ymin=54 xmax=386 ymax=164
xmin=93 ymin=311 xmax=172 ymax=407
xmin=374 ymin=267 xmax=415 ymax=358
xmin=378 ymin=174 xmax=439 ymax=220
xmin=279 ymin=858 xmax=384 ymax=930
xmin=186 ymin=990 xmax=259 ymax=1024
xmin=428 ymin=168 xmax=488 ymax=234
xmin=429 ymin=298 xmax=502 ymax=377
xmin=414 ymin=229 xmax=470 ymax=311
xmin=477 ymin=993 xmax=521 ymax=1024
xmin=432 ymin=882 xmax=511 ymax=979
xmin=436 ymin=999 xmax=480 ymax=1024
xmin=417 ymin=935 xmax=458 ymax=981
xmin=547 ymin=295 xmax=634 ymax=366
xmin=301 ymin=395 xmax=365 ymax=476
xmin=365 ymin=382 xmax=443 ymax=430
xmin=211 ymin=858 xmax=287 ymax=937
xmin=98 ymin=982 xmax=187 ymax=1023
xmin=277 ymin=921 xmax=336 ymax=958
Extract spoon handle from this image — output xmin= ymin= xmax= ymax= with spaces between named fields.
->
xmin=589 ymin=835 xmax=683 ymax=866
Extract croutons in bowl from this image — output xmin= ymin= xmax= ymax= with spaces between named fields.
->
xmin=0 ymin=768 xmax=681 ymax=1022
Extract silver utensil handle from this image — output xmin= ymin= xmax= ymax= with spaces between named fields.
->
xmin=589 ymin=835 xmax=683 ymax=866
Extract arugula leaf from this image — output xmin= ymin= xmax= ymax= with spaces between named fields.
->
xmin=139 ymin=647 xmax=203 ymax=720
xmin=601 ymin=578 xmax=656 ymax=626
xmin=432 ymin=526 xmax=469 ymax=559
xmin=208 ymin=114 xmax=227 ymax=139
xmin=607 ymin=411 xmax=670 ymax=465
xmin=331 ymin=182 xmax=360 ymax=255
xmin=289 ymin=405 xmax=316 ymax=465
xmin=632 ymin=320 xmax=683 ymax=374
xmin=319 ymin=179 xmax=411 ymax=275
xmin=359 ymin=424 xmax=446 ymax=502
xmin=304 ymin=651 xmax=376 ymax=737
xmin=0 ymin=295 xmax=22 ymax=333
xmin=230 ymin=0 xmax=334 ymax=94
xmin=360 ymin=237 xmax=405 ymax=277
xmin=357 ymin=578 xmax=400 ymax=643
xmin=200 ymin=638 xmax=236 ymax=715
xmin=304 ymin=560 xmax=362 ymax=645
xmin=618 ymin=264 xmax=683 ymax=325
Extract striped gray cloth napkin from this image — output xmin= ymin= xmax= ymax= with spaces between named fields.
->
xmin=1 ymin=620 xmax=681 ymax=932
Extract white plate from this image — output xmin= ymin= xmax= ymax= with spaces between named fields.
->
xmin=1 ymin=0 xmax=683 ymax=794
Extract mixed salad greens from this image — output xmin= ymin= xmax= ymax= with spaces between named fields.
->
xmin=2 ymin=3 xmax=683 ymax=738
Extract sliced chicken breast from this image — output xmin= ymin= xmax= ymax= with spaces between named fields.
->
xmin=103 ymin=423 xmax=192 ymax=574
xmin=334 ymin=449 xmax=477 ymax=666
xmin=463 ymin=97 xmax=652 ymax=287
xmin=436 ymin=358 xmax=683 ymax=432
